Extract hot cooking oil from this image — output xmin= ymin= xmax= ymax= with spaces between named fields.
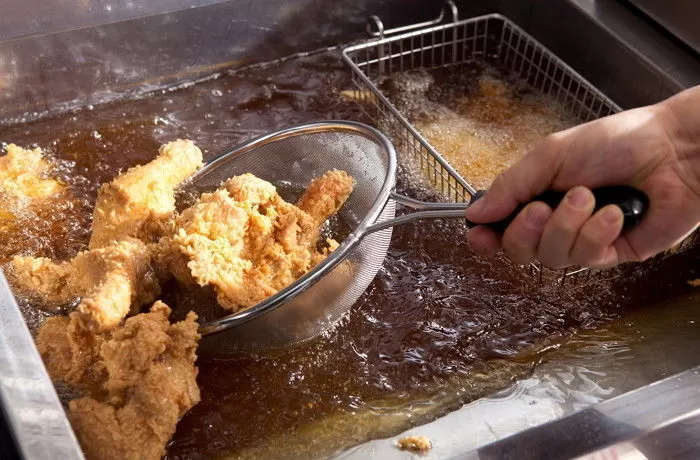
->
xmin=0 ymin=49 xmax=697 ymax=460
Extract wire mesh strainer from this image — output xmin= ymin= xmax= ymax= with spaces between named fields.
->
xmin=189 ymin=121 xmax=646 ymax=355
xmin=193 ymin=121 xmax=471 ymax=355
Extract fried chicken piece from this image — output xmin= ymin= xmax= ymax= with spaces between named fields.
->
xmin=89 ymin=139 xmax=203 ymax=249
xmin=0 ymin=144 xmax=64 ymax=234
xmin=11 ymin=238 xmax=159 ymax=330
xmin=37 ymin=302 xmax=200 ymax=460
xmin=11 ymin=140 xmax=203 ymax=326
xmin=0 ymin=143 xmax=62 ymax=200
xmin=158 ymin=171 xmax=354 ymax=312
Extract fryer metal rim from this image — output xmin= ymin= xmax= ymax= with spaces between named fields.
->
xmin=196 ymin=120 xmax=397 ymax=336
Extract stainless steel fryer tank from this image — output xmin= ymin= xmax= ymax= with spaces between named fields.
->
xmin=0 ymin=1 xmax=698 ymax=459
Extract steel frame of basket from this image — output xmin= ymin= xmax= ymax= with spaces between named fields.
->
xmin=341 ymin=3 xmax=628 ymax=284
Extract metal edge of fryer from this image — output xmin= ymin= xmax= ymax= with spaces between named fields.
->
xmin=335 ymin=363 xmax=700 ymax=459
xmin=0 ymin=270 xmax=84 ymax=460
xmin=457 ymin=364 xmax=700 ymax=460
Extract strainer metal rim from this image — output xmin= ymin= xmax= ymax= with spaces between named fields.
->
xmin=195 ymin=120 xmax=397 ymax=336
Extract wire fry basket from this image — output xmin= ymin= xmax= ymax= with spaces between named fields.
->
xmin=341 ymin=2 xmax=628 ymax=285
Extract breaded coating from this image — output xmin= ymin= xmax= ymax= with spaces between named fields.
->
xmin=158 ymin=171 xmax=354 ymax=312
xmin=297 ymin=170 xmax=355 ymax=227
xmin=37 ymin=302 xmax=200 ymax=460
xmin=89 ymin=139 xmax=203 ymax=249
xmin=11 ymin=238 xmax=159 ymax=330
xmin=36 ymin=313 xmax=105 ymax=389
xmin=397 ymin=435 xmax=432 ymax=452
xmin=0 ymin=143 xmax=62 ymax=199
xmin=0 ymin=144 xmax=64 ymax=234
xmin=10 ymin=140 xmax=205 ymax=327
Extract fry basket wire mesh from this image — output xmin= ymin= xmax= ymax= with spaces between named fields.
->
xmin=341 ymin=2 xmax=649 ymax=285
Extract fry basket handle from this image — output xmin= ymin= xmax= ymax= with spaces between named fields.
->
xmin=366 ymin=0 xmax=459 ymax=39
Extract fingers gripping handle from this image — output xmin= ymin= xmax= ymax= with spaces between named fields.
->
xmin=467 ymin=185 xmax=649 ymax=233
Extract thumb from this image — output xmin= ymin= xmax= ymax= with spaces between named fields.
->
xmin=465 ymin=137 xmax=564 ymax=224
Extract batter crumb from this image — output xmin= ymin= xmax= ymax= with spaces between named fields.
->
xmin=397 ymin=435 xmax=432 ymax=452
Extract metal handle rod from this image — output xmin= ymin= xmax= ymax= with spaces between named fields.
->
xmin=0 ymin=271 xmax=85 ymax=460
xmin=366 ymin=0 xmax=459 ymax=39
xmin=365 ymin=192 xmax=468 ymax=235
xmin=390 ymin=191 xmax=468 ymax=210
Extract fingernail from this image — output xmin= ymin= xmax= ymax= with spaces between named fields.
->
xmin=567 ymin=186 xmax=591 ymax=209
xmin=602 ymin=206 xmax=621 ymax=224
xmin=466 ymin=196 xmax=486 ymax=216
xmin=526 ymin=204 xmax=550 ymax=228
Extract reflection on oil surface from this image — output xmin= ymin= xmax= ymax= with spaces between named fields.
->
xmin=0 ymin=49 xmax=697 ymax=459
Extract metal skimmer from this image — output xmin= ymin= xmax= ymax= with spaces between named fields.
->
xmin=341 ymin=1 xmax=625 ymax=285
xmin=194 ymin=121 xmax=647 ymax=355
xmin=195 ymin=121 xmax=479 ymax=354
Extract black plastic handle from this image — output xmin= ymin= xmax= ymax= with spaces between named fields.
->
xmin=466 ymin=185 xmax=649 ymax=234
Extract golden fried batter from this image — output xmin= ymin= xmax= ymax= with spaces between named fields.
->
xmin=11 ymin=238 xmax=159 ymax=330
xmin=0 ymin=143 xmax=62 ymax=199
xmin=0 ymin=144 xmax=64 ymax=234
xmin=297 ymin=169 xmax=355 ymax=227
xmin=158 ymin=170 xmax=354 ymax=312
xmin=10 ymin=140 xmax=207 ymax=329
xmin=397 ymin=435 xmax=432 ymax=452
xmin=89 ymin=139 xmax=203 ymax=249
xmin=36 ymin=313 xmax=105 ymax=389
xmin=12 ymin=140 xmax=352 ymax=459
xmin=368 ymin=70 xmax=574 ymax=190
xmin=7 ymin=139 xmax=208 ymax=460
xmin=38 ymin=301 xmax=200 ymax=460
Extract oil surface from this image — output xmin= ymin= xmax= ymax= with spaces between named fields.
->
xmin=0 ymin=50 xmax=698 ymax=460
xmin=378 ymin=62 xmax=578 ymax=190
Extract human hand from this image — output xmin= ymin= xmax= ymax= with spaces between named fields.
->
xmin=465 ymin=86 xmax=700 ymax=269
